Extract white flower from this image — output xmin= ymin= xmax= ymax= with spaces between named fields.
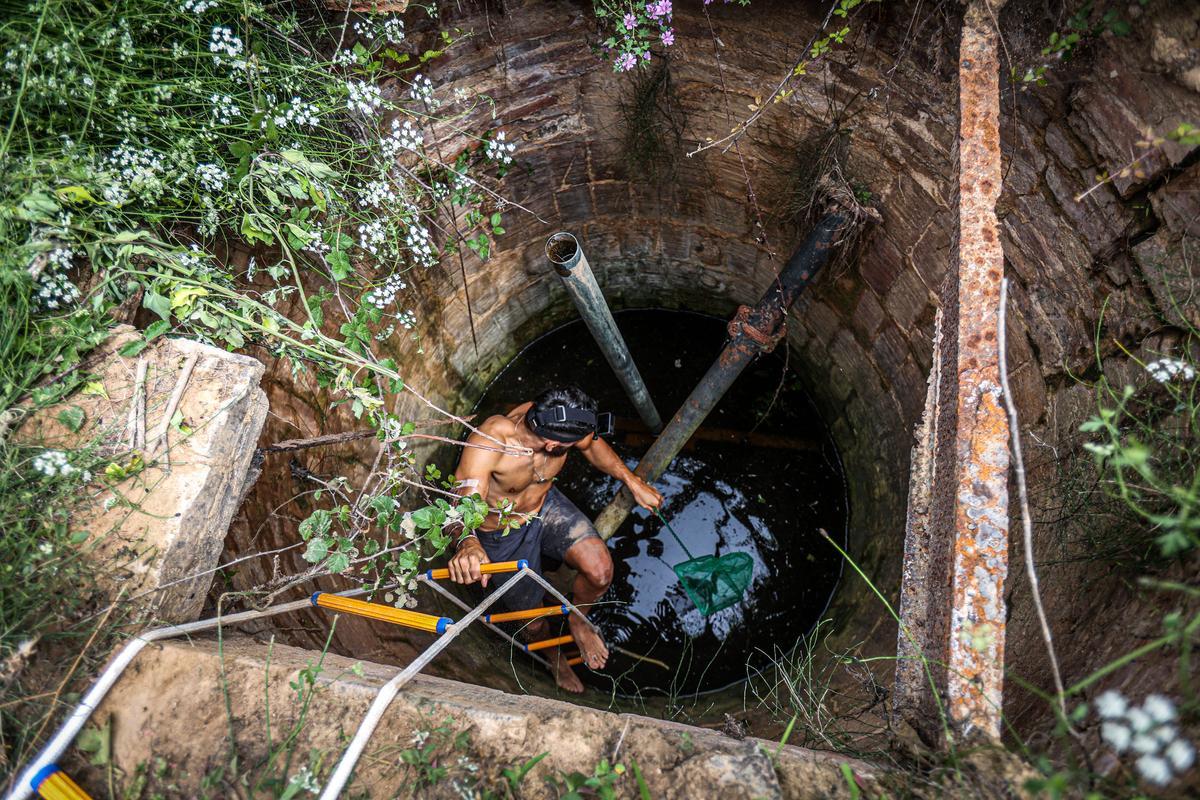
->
xmin=1096 ymin=690 xmax=1128 ymax=719
xmin=359 ymin=179 xmax=397 ymax=209
xmin=346 ymin=80 xmax=382 ymax=116
xmin=1155 ymin=724 xmax=1180 ymax=745
xmin=485 ymin=129 xmax=517 ymax=165
xmin=1145 ymin=694 xmax=1177 ymax=724
xmin=180 ymin=0 xmax=217 ymax=12
xmin=1102 ymin=722 xmax=1132 ymax=752
xmin=331 ymin=48 xmax=357 ymax=67
xmin=404 ymin=221 xmax=436 ymax=267
xmin=357 ymin=219 xmax=387 ymax=254
xmin=179 ymin=244 xmax=204 ymax=269
xmin=209 ymin=26 xmax=243 ymax=62
xmin=381 ymin=17 xmax=405 ymax=42
xmin=1132 ymin=733 xmax=1160 ymax=755
xmin=278 ymin=97 xmax=319 ymax=128
xmin=32 ymin=450 xmax=85 ymax=479
xmin=1136 ymin=754 xmax=1173 ymax=786
xmin=397 ymin=309 xmax=417 ymax=329
xmin=366 ymin=272 xmax=406 ymax=309
xmin=408 ymin=74 xmax=434 ymax=104
xmin=195 ymin=162 xmax=229 ymax=193
xmin=352 ymin=19 xmax=377 ymax=40
xmin=1126 ymin=706 xmax=1153 ymax=733
xmin=1146 ymin=358 xmax=1196 ymax=384
xmin=382 ymin=118 xmax=423 ymax=157
xmin=1166 ymin=738 xmax=1195 ymax=771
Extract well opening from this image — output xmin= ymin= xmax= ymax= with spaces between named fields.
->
xmin=471 ymin=309 xmax=849 ymax=696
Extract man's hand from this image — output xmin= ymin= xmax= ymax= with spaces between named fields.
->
xmin=448 ymin=537 xmax=492 ymax=587
xmin=626 ymin=476 xmax=664 ymax=511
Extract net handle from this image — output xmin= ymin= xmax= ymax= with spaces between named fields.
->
xmin=653 ymin=508 xmax=695 ymax=560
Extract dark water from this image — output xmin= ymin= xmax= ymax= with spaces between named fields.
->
xmin=473 ymin=309 xmax=848 ymax=695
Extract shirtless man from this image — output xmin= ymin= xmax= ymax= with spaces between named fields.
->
xmin=445 ymin=385 xmax=663 ymax=693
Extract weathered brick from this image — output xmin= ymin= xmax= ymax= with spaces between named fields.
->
xmin=861 ymin=235 xmax=904 ymax=295
xmin=884 ymin=268 xmax=933 ymax=332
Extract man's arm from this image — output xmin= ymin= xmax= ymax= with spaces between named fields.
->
xmin=446 ymin=429 xmax=501 ymax=587
xmin=577 ymin=435 xmax=664 ymax=510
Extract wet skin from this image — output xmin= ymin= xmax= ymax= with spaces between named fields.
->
xmin=446 ymin=401 xmax=663 ymax=693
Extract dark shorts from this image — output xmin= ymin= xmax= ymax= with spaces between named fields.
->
xmin=477 ymin=487 xmax=601 ymax=611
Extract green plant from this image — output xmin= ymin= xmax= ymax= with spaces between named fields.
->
xmin=544 ymin=758 xmax=626 ymax=800
xmin=1080 ymin=330 xmax=1199 ymax=557
xmin=502 ymin=751 xmax=548 ymax=794
xmin=1011 ymin=0 xmax=1144 ymax=89
xmin=396 ymin=715 xmax=482 ymax=795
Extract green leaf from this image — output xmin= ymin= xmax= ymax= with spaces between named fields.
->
xmin=57 ymin=405 xmax=86 ymax=432
xmin=143 ymin=290 xmax=171 ymax=320
xmin=326 ymin=551 xmax=351 ymax=573
xmin=240 ymin=213 xmax=275 ymax=245
xmin=299 ymin=509 xmax=333 ymax=542
xmin=76 ymin=720 xmax=111 ymax=766
xmin=327 ymin=249 xmax=351 ymax=281
xmin=81 ymin=381 xmax=109 ymax=400
xmin=55 ymin=185 xmax=97 ymax=204
xmin=118 ymin=339 xmax=150 ymax=358
xmin=302 ymin=537 xmax=330 ymax=563
xmin=145 ymin=320 xmax=171 ymax=341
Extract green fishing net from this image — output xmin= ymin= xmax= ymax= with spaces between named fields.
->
xmin=672 ymin=551 xmax=755 ymax=616
xmin=656 ymin=509 xmax=754 ymax=617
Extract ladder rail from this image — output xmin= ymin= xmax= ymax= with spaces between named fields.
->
xmin=317 ymin=567 xmax=533 ymax=800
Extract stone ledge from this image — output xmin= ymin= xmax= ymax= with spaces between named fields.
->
xmin=76 ymin=636 xmax=881 ymax=799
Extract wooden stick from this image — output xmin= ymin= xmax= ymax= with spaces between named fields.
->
xmin=148 ymin=353 xmax=198 ymax=457
xmin=127 ymin=358 xmax=147 ymax=450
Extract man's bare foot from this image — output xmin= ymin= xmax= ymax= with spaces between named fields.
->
xmin=568 ymin=611 xmax=609 ymax=670
xmin=552 ymin=654 xmax=585 ymax=693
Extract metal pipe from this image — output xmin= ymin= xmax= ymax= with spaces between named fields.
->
xmin=546 ymin=232 xmax=663 ymax=433
xmin=593 ymin=213 xmax=848 ymax=539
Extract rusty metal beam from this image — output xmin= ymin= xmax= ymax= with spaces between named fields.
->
xmin=946 ymin=0 xmax=1011 ymax=742
xmin=894 ymin=0 xmax=1011 ymax=746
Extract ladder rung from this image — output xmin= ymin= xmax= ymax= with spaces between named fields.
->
xmin=311 ymin=593 xmax=453 ymax=634
xmin=524 ymin=634 xmax=573 ymax=652
xmin=425 ymin=559 xmax=528 ymax=581
xmin=484 ymin=604 xmax=570 ymax=624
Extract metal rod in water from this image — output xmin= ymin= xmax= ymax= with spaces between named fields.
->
xmin=546 ymin=232 xmax=663 ymax=433
xmin=593 ymin=213 xmax=849 ymax=539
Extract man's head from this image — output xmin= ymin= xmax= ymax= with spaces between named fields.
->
xmin=525 ymin=385 xmax=602 ymax=452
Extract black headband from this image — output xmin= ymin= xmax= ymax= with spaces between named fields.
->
xmin=526 ymin=405 xmax=614 ymax=443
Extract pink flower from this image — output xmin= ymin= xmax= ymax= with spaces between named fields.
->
xmin=624 ymin=12 xmax=637 ymax=30
xmin=647 ymin=0 xmax=672 ymax=19
xmin=661 ymin=28 xmax=675 ymax=46
xmin=616 ymin=52 xmax=637 ymax=71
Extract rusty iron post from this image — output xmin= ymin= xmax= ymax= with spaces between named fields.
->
xmin=894 ymin=0 xmax=1010 ymax=745
xmin=546 ymin=232 xmax=663 ymax=433
xmin=593 ymin=213 xmax=847 ymax=539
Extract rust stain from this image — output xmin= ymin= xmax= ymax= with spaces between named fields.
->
xmin=946 ymin=0 xmax=1010 ymax=742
